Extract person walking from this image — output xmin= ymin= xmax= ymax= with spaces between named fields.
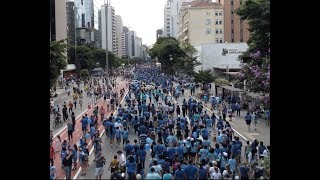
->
xmin=92 ymin=152 xmax=106 ymax=180
xmin=67 ymin=119 xmax=73 ymax=142
xmin=244 ymin=112 xmax=252 ymax=131
xmin=62 ymin=149 xmax=73 ymax=180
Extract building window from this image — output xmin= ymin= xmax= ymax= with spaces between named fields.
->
xmin=206 ymin=28 xmax=211 ymax=34
xmin=216 ymin=38 xmax=219 ymax=43
xmin=219 ymin=11 xmax=222 ymax=16
xmin=232 ymin=38 xmax=234 ymax=42
xmin=215 ymin=29 xmax=219 ymax=34
xmin=215 ymin=20 xmax=218 ymax=25
xmin=215 ymin=11 xmax=218 ymax=16
xmin=206 ymin=12 xmax=210 ymax=15
xmin=231 ymin=1 xmax=233 ymax=5
xmin=231 ymin=20 xmax=234 ymax=24
xmin=167 ymin=26 xmax=170 ymax=29
xmin=81 ymin=0 xmax=83 ymax=5
xmin=241 ymin=38 xmax=243 ymax=42
xmin=206 ymin=19 xmax=211 ymax=25
xmin=220 ymin=29 xmax=223 ymax=34
xmin=231 ymin=10 xmax=233 ymax=14
xmin=220 ymin=38 xmax=223 ymax=43
xmin=219 ymin=19 xmax=222 ymax=24
xmin=231 ymin=29 xmax=234 ymax=33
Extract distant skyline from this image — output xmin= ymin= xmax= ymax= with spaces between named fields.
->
xmin=95 ymin=0 xmax=166 ymax=47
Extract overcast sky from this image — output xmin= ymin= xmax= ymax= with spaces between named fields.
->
xmin=97 ymin=0 xmax=166 ymax=47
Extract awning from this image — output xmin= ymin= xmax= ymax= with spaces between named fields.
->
xmin=223 ymin=72 xmax=239 ymax=76
xmin=220 ymin=85 xmax=244 ymax=92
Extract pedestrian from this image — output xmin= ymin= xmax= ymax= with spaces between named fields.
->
xmin=67 ymin=119 xmax=73 ymax=142
xmin=244 ymin=112 xmax=252 ymax=131
xmin=71 ymin=111 xmax=76 ymax=131
xmin=50 ymin=142 xmax=55 ymax=166
xmin=68 ymin=101 xmax=73 ymax=114
xmin=55 ymin=135 xmax=62 ymax=153
xmin=252 ymin=112 xmax=258 ymax=130
xmin=108 ymin=155 xmax=119 ymax=173
xmin=235 ymin=102 xmax=241 ymax=116
xmin=79 ymin=96 xmax=83 ymax=109
xmin=72 ymin=144 xmax=78 ymax=170
xmin=92 ymin=152 xmax=106 ymax=180
xmin=146 ymin=167 xmax=161 ymax=179
xmin=126 ymin=155 xmax=136 ymax=180
xmin=62 ymin=149 xmax=73 ymax=180
xmin=50 ymin=166 xmax=57 ymax=180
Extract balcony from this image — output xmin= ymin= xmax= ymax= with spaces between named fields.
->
xmin=183 ymin=27 xmax=188 ymax=33
xmin=183 ymin=35 xmax=188 ymax=41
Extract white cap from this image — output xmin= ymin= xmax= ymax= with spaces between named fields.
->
xmin=235 ymin=176 xmax=239 ymax=179
xmin=223 ymin=152 xmax=228 ymax=157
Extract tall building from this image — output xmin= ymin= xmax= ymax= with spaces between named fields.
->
xmin=123 ymin=26 xmax=129 ymax=57
xmin=156 ymin=29 xmax=163 ymax=40
xmin=50 ymin=0 xmax=75 ymax=78
xmin=74 ymin=0 xmax=94 ymax=28
xmin=101 ymin=4 xmax=116 ymax=52
xmin=128 ymin=30 xmax=136 ymax=58
xmin=218 ymin=0 xmax=249 ymax=42
xmin=50 ymin=0 xmax=67 ymax=42
xmin=163 ymin=0 xmax=193 ymax=38
xmin=66 ymin=1 xmax=75 ymax=46
xmin=115 ymin=15 xmax=123 ymax=58
xmin=177 ymin=1 xmax=224 ymax=46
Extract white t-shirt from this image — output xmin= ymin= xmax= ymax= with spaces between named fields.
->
xmin=209 ymin=167 xmax=220 ymax=176
xmin=211 ymin=171 xmax=222 ymax=180
xmin=50 ymin=100 xmax=55 ymax=107
xmin=118 ymin=154 xmax=126 ymax=166
xmin=222 ymin=170 xmax=233 ymax=178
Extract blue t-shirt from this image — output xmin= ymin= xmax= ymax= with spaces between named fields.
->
xmin=185 ymin=165 xmax=198 ymax=179
xmin=126 ymin=161 xmax=136 ymax=173
xmin=122 ymin=130 xmax=129 ymax=139
xmin=137 ymin=149 xmax=146 ymax=160
xmin=228 ymin=158 xmax=237 ymax=172
xmin=175 ymin=169 xmax=185 ymax=180
xmin=199 ymin=168 xmax=207 ymax=179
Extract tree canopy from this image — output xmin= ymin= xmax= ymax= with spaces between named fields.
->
xmin=235 ymin=0 xmax=270 ymax=94
xmin=149 ymin=37 xmax=200 ymax=75
xmin=50 ymin=40 xmax=67 ymax=88
xmin=68 ymin=44 xmax=127 ymax=74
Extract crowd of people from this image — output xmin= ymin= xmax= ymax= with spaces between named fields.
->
xmin=50 ymin=66 xmax=270 ymax=180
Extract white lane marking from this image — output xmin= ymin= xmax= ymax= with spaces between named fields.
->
xmin=73 ymin=83 xmax=128 ymax=180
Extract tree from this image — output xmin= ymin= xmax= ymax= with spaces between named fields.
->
xmin=149 ymin=37 xmax=200 ymax=75
xmin=193 ymin=70 xmax=215 ymax=94
xmin=214 ymin=78 xmax=230 ymax=86
xmin=235 ymin=0 xmax=270 ymax=94
xmin=80 ymin=69 xmax=89 ymax=78
xmin=50 ymin=40 xmax=67 ymax=88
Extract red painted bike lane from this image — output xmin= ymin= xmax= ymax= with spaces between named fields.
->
xmin=52 ymin=79 xmax=128 ymax=179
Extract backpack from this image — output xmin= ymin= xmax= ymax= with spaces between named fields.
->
xmin=82 ymin=154 xmax=89 ymax=161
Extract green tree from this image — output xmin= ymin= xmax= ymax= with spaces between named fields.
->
xmin=193 ymin=70 xmax=215 ymax=94
xmin=149 ymin=37 xmax=199 ymax=75
xmin=80 ymin=69 xmax=89 ymax=78
xmin=50 ymin=40 xmax=67 ymax=88
xmin=235 ymin=0 xmax=270 ymax=94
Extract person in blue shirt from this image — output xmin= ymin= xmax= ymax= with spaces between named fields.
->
xmin=245 ymin=112 xmax=252 ymax=131
xmin=126 ymin=155 xmax=136 ymax=180
xmin=198 ymin=162 xmax=208 ymax=180
xmin=185 ymin=160 xmax=198 ymax=179
xmin=122 ymin=128 xmax=129 ymax=146
xmin=228 ymin=155 xmax=237 ymax=173
xmin=137 ymin=145 xmax=147 ymax=168
xmin=81 ymin=116 xmax=88 ymax=135
xmin=174 ymin=164 xmax=186 ymax=180
xmin=217 ymin=120 xmax=224 ymax=131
